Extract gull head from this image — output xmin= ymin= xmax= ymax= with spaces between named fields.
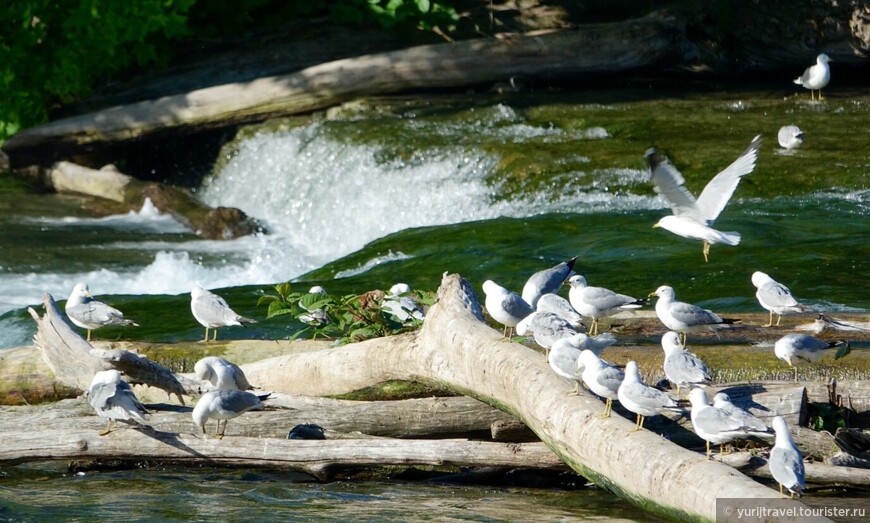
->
xmin=750 ymin=271 xmax=774 ymax=288
xmin=660 ymin=331 xmax=683 ymax=355
xmin=577 ymin=349 xmax=600 ymax=371
xmin=191 ymin=286 xmax=206 ymax=299
xmin=623 ymin=360 xmax=641 ymax=383
xmin=482 ymin=280 xmax=507 ymax=297
xmin=652 ymin=215 xmax=684 ymax=234
xmin=688 ymin=387 xmax=710 ymax=408
xmin=565 ymin=274 xmax=587 ymax=288
xmin=644 ymin=147 xmax=665 ymax=169
xmin=309 ymin=285 xmax=327 ymax=295
xmin=91 ymin=369 xmax=122 ymax=387
xmin=817 ymin=53 xmax=831 ymax=64
xmin=712 ymin=392 xmax=731 ymax=409
xmin=389 ymin=283 xmax=411 ymax=296
xmin=772 ymin=416 xmax=796 ymax=445
xmin=649 ymin=285 xmax=675 ymax=300
xmin=70 ymin=282 xmax=93 ymax=300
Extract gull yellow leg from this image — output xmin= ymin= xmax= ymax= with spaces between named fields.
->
xmin=763 ymin=311 xmax=774 ymax=328
xmin=631 ymin=414 xmax=645 ymax=432
xmin=212 ymin=328 xmax=218 ymax=342
xmin=598 ymin=398 xmax=613 ymax=419
xmin=705 ymin=440 xmax=711 ymax=460
xmin=87 ymin=330 xmax=93 ymax=342
xmin=567 ymin=382 xmax=580 ymax=396
xmin=203 ymin=327 xmax=209 ymax=342
xmin=775 ymin=314 xmax=782 ymax=327
xmin=779 ymin=484 xmax=784 ymax=498
xmin=702 ymin=241 xmax=710 ymax=263
xmin=99 ymin=419 xmax=114 ymax=436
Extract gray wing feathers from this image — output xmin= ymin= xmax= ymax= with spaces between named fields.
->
xmin=671 ymin=302 xmax=722 ymax=325
xmin=502 ymin=294 xmax=534 ymax=320
xmin=88 ymin=382 xmax=118 ymax=410
xmin=230 ymin=364 xmax=253 ymax=390
xmin=695 ymin=135 xmax=761 ymax=223
xmin=596 ymin=367 xmax=625 ymax=392
xmin=665 ymin=352 xmax=711 ymax=384
xmin=649 ymin=159 xmax=700 ymax=219
xmin=759 ymin=283 xmax=800 ymax=308
xmin=220 ymin=390 xmax=262 ymax=414
xmin=771 ymin=447 xmax=804 ymax=493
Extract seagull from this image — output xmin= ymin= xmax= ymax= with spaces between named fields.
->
xmin=87 ymin=370 xmax=149 ymax=436
xmin=646 ymin=135 xmax=762 ymax=262
xmin=661 ymin=331 xmax=712 ymax=394
xmin=793 ymin=53 xmax=831 ymax=101
xmin=548 ymin=336 xmax=584 ymax=394
xmin=617 ymin=361 xmax=683 ymax=432
xmin=566 ymin=275 xmax=646 ymax=335
xmin=570 ymin=332 xmax=618 ymax=373
xmin=521 ymin=256 xmax=577 ymax=309
xmin=535 ymin=293 xmax=584 ymax=328
xmin=751 ymin=271 xmax=805 ymax=327
xmin=578 ymin=349 xmax=625 ymax=418
xmin=650 ymin=285 xmax=734 ymax=344
xmin=192 ymin=389 xmax=269 ymax=439
xmin=774 ymin=333 xmax=851 ymax=382
xmin=65 ymin=283 xmax=138 ymax=342
xmin=777 ymin=125 xmax=804 ymax=150
xmin=712 ymin=392 xmax=770 ymax=434
xmin=770 ymin=416 xmax=805 ymax=498
xmin=482 ymin=279 xmax=534 ymax=339
xmin=299 ymin=286 xmax=330 ymax=325
xmin=190 ymin=286 xmax=257 ymax=342
xmin=689 ymin=388 xmax=772 ymax=459
xmin=194 ymin=356 xmax=252 ymax=391
xmin=516 ymin=311 xmax=577 ymax=350
xmin=383 ymin=283 xmax=425 ymax=323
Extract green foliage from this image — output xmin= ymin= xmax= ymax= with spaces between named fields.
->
xmin=807 ymin=402 xmax=847 ymax=433
xmin=0 ymin=0 xmax=194 ymax=140
xmin=258 ymin=282 xmax=433 ymax=344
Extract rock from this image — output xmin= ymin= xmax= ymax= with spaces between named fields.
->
xmin=49 ymin=161 xmax=133 ymax=202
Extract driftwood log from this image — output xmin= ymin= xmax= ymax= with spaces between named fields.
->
xmin=1 ymin=11 xmax=687 ymax=156
xmin=241 ymin=273 xmax=818 ymax=521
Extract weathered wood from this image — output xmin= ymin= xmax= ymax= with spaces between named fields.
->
xmin=90 ymin=347 xmax=188 ymax=404
xmin=708 ymin=383 xmax=808 ymax=427
xmin=0 ymin=425 xmax=566 ymax=482
xmin=491 ymin=419 xmax=539 ymax=442
xmin=28 ymin=294 xmax=105 ymax=391
xmin=244 ymin=273 xmax=817 ymax=521
xmin=721 ymin=452 xmax=870 ymax=489
xmin=827 ymin=452 xmax=870 ymax=470
xmin=2 ymin=11 xmax=686 ymax=155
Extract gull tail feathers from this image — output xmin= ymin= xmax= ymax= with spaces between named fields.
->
xmin=833 ymin=341 xmax=851 ymax=360
xmin=714 ymin=231 xmax=741 ymax=246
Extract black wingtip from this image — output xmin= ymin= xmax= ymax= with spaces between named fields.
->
xmin=565 ymin=256 xmax=578 ymax=270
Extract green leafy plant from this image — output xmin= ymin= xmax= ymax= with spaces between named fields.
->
xmin=258 ymin=283 xmax=434 ymax=344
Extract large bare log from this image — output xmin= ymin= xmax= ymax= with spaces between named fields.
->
xmin=721 ymin=452 xmax=870 ymax=490
xmin=2 ymin=11 xmax=686 ymax=155
xmin=244 ymin=273 xmax=819 ymax=521
xmin=90 ymin=348 xmax=188 ymax=404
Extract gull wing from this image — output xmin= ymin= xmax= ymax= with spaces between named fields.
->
xmin=695 ymin=135 xmax=762 ymax=223
xmin=758 ymin=282 xmax=800 ymax=308
xmin=646 ymin=148 xmax=700 ymax=219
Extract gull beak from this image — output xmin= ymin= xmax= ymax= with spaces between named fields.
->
xmin=652 ymin=223 xmax=660 ymax=229
xmin=647 ymin=291 xmax=657 ymax=298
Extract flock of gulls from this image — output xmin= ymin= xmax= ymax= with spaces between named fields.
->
xmin=63 ymin=54 xmax=847 ymax=500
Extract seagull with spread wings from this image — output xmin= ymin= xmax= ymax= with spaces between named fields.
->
xmin=645 ymin=135 xmax=762 ymax=262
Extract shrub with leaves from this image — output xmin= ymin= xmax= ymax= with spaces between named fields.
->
xmin=258 ymin=282 xmax=434 ymax=344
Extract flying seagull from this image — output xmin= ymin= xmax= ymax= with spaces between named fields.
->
xmin=646 ymin=135 xmax=762 ymax=262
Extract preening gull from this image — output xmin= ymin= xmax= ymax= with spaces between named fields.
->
xmin=535 ymin=293 xmax=583 ymax=328
xmin=689 ymin=388 xmax=771 ymax=459
xmin=566 ymin=275 xmax=646 ymax=335
xmin=190 ymin=286 xmax=257 ymax=342
xmin=521 ymin=256 xmax=577 ymax=309
xmin=192 ymin=389 xmax=269 ymax=439
xmin=66 ymin=282 xmax=138 ymax=342
xmin=617 ymin=361 xmax=683 ymax=432
xmin=547 ymin=336 xmax=583 ymax=394
xmin=770 ymin=416 xmax=805 ymax=498
xmin=194 ymin=356 xmax=252 ymax=391
xmin=777 ymin=125 xmax=804 ymax=150
xmin=579 ymin=349 xmax=624 ymax=418
xmin=751 ymin=271 xmax=805 ymax=327
xmin=482 ymin=279 xmax=534 ymax=339
xmin=88 ymin=369 xmax=149 ymax=435
xmin=793 ymin=53 xmax=831 ymax=101
xmin=383 ymin=283 xmax=425 ymax=322
xmin=299 ymin=286 xmax=330 ymax=325
xmin=516 ymin=311 xmax=577 ymax=351
xmin=661 ymin=331 xmax=712 ymax=393
xmin=646 ymin=135 xmax=761 ymax=262
xmin=712 ymin=392 xmax=769 ymax=433
xmin=650 ymin=285 xmax=732 ymax=344
xmin=570 ymin=332 xmax=618 ymax=373
xmin=774 ymin=333 xmax=850 ymax=381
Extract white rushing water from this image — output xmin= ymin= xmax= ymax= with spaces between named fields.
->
xmin=0 ymin=105 xmax=659 ymax=347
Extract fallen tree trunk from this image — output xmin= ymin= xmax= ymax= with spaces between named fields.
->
xmin=721 ymin=452 xmax=870 ymax=490
xmin=1 ymin=10 xmax=687 ymax=157
xmin=244 ymin=273 xmax=819 ymax=521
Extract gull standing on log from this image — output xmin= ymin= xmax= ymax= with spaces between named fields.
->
xmin=190 ymin=286 xmax=257 ymax=342
xmin=661 ymin=331 xmax=712 ymax=394
xmin=65 ymin=282 xmax=138 ymax=342
xmin=566 ymin=274 xmax=646 ymax=335
xmin=547 ymin=336 xmax=584 ymax=395
xmin=88 ymin=369 xmax=149 ymax=436
xmin=770 ymin=416 xmax=805 ymax=498
xmin=579 ymin=349 xmax=625 ymax=418
xmin=650 ymin=285 xmax=733 ymax=344
xmin=521 ymin=256 xmax=577 ymax=310
xmin=712 ymin=392 xmax=770 ymax=434
xmin=793 ymin=53 xmax=831 ymax=101
xmin=516 ymin=311 xmax=577 ymax=352
xmin=689 ymin=388 xmax=772 ymax=460
xmin=192 ymin=389 xmax=269 ymax=439
xmin=194 ymin=356 xmax=252 ymax=391
xmin=617 ymin=361 xmax=683 ymax=432
xmin=482 ymin=279 xmax=533 ymax=339
xmin=774 ymin=333 xmax=851 ymax=382
xmin=751 ymin=271 xmax=805 ymax=327
xmin=535 ymin=293 xmax=584 ymax=328
xmin=646 ymin=135 xmax=762 ymax=262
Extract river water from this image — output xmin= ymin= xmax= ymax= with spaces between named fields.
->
xmin=1 ymin=84 xmax=868 ymax=519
